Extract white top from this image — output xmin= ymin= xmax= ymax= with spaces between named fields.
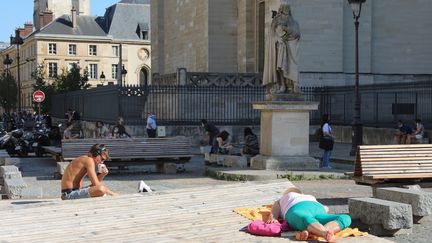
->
xmin=279 ymin=192 xmax=318 ymax=216
xmin=322 ymin=123 xmax=332 ymax=136
xmin=146 ymin=115 xmax=157 ymax=129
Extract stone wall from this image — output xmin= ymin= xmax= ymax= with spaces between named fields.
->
xmin=151 ymin=0 xmax=432 ymax=85
xmin=75 ymin=117 xmax=406 ymax=146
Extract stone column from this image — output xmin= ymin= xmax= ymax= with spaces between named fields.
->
xmin=251 ymin=101 xmax=319 ymax=170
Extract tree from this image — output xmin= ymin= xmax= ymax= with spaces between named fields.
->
xmin=0 ymin=71 xmax=18 ymax=113
xmin=52 ymin=64 xmax=90 ymax=93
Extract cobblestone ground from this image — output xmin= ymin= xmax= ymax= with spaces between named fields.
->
xmin=9 ymin=154 xmax=432 ymax=243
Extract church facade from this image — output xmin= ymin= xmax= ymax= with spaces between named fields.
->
xmin=151 ymin=0 xmax=432 ymax=86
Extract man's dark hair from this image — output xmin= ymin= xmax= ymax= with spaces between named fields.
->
xmin=201 ymin=119 xmax=208 ymax=125
xmin=218 ymin=131 xmax=230 ymax=141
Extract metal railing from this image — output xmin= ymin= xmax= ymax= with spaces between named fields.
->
xmin=51 ymin=80 xmax=432 ymax=127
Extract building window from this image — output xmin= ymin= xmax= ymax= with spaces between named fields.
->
xmin=141 ymin=31 xmax=148 ymax=40
xmin=111 ymin=64 xmax=118 ymax=79
xmin=48 ymin=62 xmax=58 ymax=78
xmin=68 ymin=44 xmax=77 ymax=55
xmin=112 ymin=46 xmax=119 ymax=57
xmin=89 ymin=64 xmax=98 ymax=79
xmin=48 ymin=43 xmax=57 ymax=54
xmin=89 ymin=45 xmax=97 ymax=56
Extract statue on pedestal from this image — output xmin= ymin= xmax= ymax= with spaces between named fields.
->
xmin=263 ymin=3 xmax=301 ymax=99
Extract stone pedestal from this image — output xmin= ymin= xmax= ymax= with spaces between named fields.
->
xmin=251 ymin=101 xmax=319 ymax=170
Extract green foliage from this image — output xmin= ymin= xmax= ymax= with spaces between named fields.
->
xmin=52 ymin=64 xmax=90 ymax=93
xmin=280 ymin=172 xmax=349 ymax=181
xmin=0 ymin=72 xmax=18 ymax=112
xmin=204 ymin=169 xmax=249 ymax=181
xmin=30 ymin=63 xmax=90 ymax=114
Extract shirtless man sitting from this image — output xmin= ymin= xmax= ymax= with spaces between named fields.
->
xmin=61 ymin=144 xmax=119 ymax=200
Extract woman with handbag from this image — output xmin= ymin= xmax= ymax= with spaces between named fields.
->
xmin=319 ymin=114 xmax=334 ymax=169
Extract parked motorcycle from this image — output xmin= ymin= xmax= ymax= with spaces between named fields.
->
xmin=3 ymin=129 xmax=28 ymax=157
xmin=33 ymin=123 xmax=51 ymax=157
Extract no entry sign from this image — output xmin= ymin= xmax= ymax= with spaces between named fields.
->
xmin=33 ymin=90 xmax=45 ymax=103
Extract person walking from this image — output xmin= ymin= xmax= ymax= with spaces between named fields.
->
xmin=146 ymin=113 xmax=157 ymax=138
xmin=319 ymin=114 xmax=334 ymax=169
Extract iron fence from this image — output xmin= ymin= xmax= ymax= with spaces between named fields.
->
xmin=51 ymin=81 xmax=432 ymax=127
xmin=318 ymin=80 xmax=432 ymax=127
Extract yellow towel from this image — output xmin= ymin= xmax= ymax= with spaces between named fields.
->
xmin=233 ymin=205 xmax=273 ymax=221
xmin=295 ymin=228 xmax=369 ymax=241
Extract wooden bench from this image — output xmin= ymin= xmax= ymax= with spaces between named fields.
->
xmin=54 ymin=137 xmax=192 ymax=167
xmin=42 ymin=146 xmax=62 ymax=161
xmin=352 ymin=144 xmax=432 ymax=185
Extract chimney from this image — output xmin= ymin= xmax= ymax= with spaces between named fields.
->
xmin=71 ymin=7 xmax=77 ymax=29
xmin=16 ymin=28 xmax=25 ymax=38
xmin=22 ymin=22 xmax=33 ymax=37
xmin=41 ymin=9 xmax=53 ymax=28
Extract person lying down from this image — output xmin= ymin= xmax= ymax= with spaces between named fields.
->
xmin=266 ymin=187 xmax=351 ymax=242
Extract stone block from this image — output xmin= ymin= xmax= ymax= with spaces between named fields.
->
xmin=4 ymin=158 xmax=21 ymax=166
xmin=250 ymin=155 xmax=317 ymax=170
xmin=155 ymin=163 xmax=177 ymax=174
xmin=208 ymin=154 xmax=223 ymax=164
xmin=4 ymin=178 xmax=27 ymax=199
xmin=222 ymin=156 xmax=247 ymax=168
xmin=56 ymin=162 xmax=70 ymax=175
xmin=374 ymin=187 xmax=432 ymax=217
xmin=349 ymin=197 xmax=413 ymax=235
xmin=0 ymin=165 xmax=20 ymax=177
xmin=20 ymin=187 xmax=43 ymax=199
xmin=0 ymin=171 xmax=23 ymax=185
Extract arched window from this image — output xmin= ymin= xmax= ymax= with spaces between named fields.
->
xmin=140 ymin=67 xmax=149 ymax=86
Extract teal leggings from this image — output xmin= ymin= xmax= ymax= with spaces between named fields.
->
xmin=285 ymin=201 xmax=351 ymax=231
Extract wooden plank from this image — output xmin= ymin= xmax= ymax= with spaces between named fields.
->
xmin=0 ymin=181 xmax=301 ymax=242
xmin=366 ymin=173 xmax=432 ymax=179
xmin=359 ymin=144 xmax=432 ymax=149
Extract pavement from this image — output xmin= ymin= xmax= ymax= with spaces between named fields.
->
xmin=2 ymin=142 xmax=432 ymax=242
xmin=4 ymin=142 xmax=355 ymax=199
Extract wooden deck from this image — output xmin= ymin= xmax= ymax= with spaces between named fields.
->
xmin=0 ymin=181 xmax=391 ymax=243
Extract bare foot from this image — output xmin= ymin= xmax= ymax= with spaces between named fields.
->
xmin=326 ymin=231 xmax=336 ymax=242
xmin=300 ymin=230 xmax=309 ymax=241
xmin=295 ymin=231 xmax=309 ymax=241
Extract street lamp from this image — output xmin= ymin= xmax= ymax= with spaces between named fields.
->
xmin=348 ymin=0 xmax=366 ymax=156
xmin=121 ymin=65 xmax=127 ymax=86
xmin=3 ymin=54 xmax=13 ymax=113
xmin=99 ymin=71 xmax=106 ymax=86
xmin=10 ymin=29 xmax=24 ymax=112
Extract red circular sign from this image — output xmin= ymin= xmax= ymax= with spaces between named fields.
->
xmin=33 ymin=90 xmax=45 ymax=103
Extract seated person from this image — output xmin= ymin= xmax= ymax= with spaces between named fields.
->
xmin=111 ymin=122 xmax=131 ymax=138
xmin=241 ymin=127 xmax=259 ymax=156
xmin=63 ymin=122 xmax=78 ymax=140
xmin=267 ymin=187 xmax=351 ymax=242
xmin=213 ymin=130 xmax=233 ymax=155
xmin=61 ymin=144 xmax=119 ymax=200
xmin=394 ymin=120 xmax=413 ymax=144
xmin=407 ymin=118 xmax=425 ymax=144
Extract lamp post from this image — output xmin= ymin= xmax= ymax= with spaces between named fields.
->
xmin=348 ymin=0 xmax=365 ymax=156
xmin=3 ymin=54 xmax=13 ymax=113
xmin=121 ymin=65 xmax=127 ymax=86
xmin=99 ymin=71 xmax=106 ymax=86
xmin=10 ymin=29 xmax=24 ymax=112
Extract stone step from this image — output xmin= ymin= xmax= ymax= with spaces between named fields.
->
xmin=373 ymin=187 xmax=432 ymax=221
xmin=349 ymin=197 xmax=413 ymax=236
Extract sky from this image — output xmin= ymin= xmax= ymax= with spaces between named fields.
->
xmin=0 ymin=0 xmax=120 ymax=43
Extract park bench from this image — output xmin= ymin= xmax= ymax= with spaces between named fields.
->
xmin=352 ymin=144 xmax=432 ymax=185
xmin=45 ymin=136 xmax=192 ymax=169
